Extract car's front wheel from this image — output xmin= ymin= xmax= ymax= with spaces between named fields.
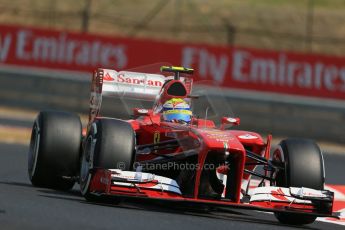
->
xmin=28 ymin=111 xmax=82 ymax=190
xmin=272 ymin=138 xmax=324 ymax=225
xmin=80 ymin=118 xmax=135 ymax=201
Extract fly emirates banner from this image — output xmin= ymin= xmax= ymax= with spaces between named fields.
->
xmin=1 ymin=24 xmax=345 ymax=100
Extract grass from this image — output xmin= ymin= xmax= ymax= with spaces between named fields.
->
xmin=0 ymin=0 xmax=344 ymax=55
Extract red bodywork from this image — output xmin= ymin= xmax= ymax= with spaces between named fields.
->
xmin=85 ymin=67 xmax=336 ymax=219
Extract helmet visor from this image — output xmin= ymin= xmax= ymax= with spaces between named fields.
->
xmin=163 ymin=109 xmax=192 ymax=123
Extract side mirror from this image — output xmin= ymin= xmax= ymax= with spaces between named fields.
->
xmin=133 ymin=108 xmax=150 ymax=117
xmin=220 ymin=117 xmax=240 ymax=130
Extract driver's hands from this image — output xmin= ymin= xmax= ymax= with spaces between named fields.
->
xmin=172 ymin=119 xmax=188 ymax=125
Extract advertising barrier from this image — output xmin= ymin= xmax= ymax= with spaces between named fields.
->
xmin=1 ymin=24 xmax=345 ymax=100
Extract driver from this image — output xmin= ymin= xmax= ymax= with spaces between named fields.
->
xmin=162 ymin=98 xmax=192 ymax=124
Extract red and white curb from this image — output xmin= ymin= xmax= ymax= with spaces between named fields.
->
xmin=246 ymin=179 xmax=345 ymax=226
xmin=317 ymin=184 xmax=345 ymax=226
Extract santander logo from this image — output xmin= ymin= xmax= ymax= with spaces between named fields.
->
xmin=103 ymin=72 xmax=114 ymax=81
xmin=103 ymin=71 xmax=164 ymax=87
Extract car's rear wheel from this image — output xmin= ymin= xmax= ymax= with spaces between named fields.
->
xmin=272 ymin=138 xmax=324 ymax=225
xmin=80 ymin=118 xmax=135 ymax=201
xmin=28 ymin=111 xmax=82 ymax=190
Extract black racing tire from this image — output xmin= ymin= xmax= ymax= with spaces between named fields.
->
xmin=80 ymin=118 xmax=135 ymax=201
xmin=273 ymin=138 xmax=324 ymax=225
xmin=28 ymin=111 xmax=82 ymax=190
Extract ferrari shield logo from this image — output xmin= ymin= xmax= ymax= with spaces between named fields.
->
xmin=154 ymin=131 xmax=160 ymax=144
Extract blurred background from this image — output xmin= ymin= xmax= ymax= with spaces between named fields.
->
xmin=0 ymin=0 xmax=344 ymax=149
xmin=1 ymin=0 xmax=345 ymax=54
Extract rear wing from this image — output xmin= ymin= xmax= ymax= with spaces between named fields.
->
xmin=89 ymin=68 xmax=166 ymax=122
xmin=88 ymin=67 xmax=194 ymax=123
xmin=93 ymin=68 xmax=165 ymax=100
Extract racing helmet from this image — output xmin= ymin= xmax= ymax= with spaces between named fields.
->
xmin=162 ymin=98 xmax=192 ymax=123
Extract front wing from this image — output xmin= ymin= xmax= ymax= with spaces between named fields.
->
xmin=88 ymin=169 xmax=339 ymax=219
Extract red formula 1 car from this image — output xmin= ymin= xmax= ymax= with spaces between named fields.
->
xmin=28 ymin=65 xmax=338 ymax=225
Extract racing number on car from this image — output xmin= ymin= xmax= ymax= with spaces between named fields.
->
xmin=154 ymin=131 xmax=160 ymax=144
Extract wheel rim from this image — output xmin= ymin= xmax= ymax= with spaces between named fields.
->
xmin=28 ymin=121 xmax=40 ymax=180
xmin=272 ymin=145 xmax=286 ymax=186
xmin=80 ymin=136 xmax=93 ymax=195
